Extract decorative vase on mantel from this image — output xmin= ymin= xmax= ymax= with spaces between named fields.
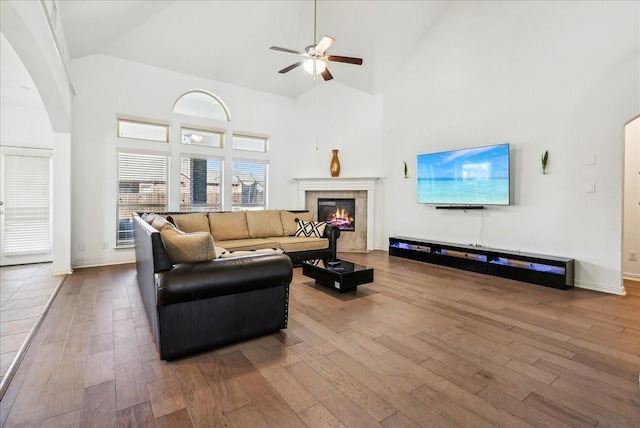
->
xmin=330 ymin=149 xmax=341 ymax=177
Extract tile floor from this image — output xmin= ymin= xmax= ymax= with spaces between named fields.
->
xmin=0 ymin=263 xmax=66 ymax=384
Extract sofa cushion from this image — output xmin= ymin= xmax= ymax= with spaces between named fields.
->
xmin=215 ymin=238 xmax=281 ymax=251
xmin=208 ymin=212 xmax=249 ymax=241
xmin=246 ymin=210 xmax=284 ymax=238
xmin=271 ymin=236 xmax=329 ymax=252
xmin=160 ymin=226 xmax=217 ymax=263
xmin=169 ymin=213 xmax=210 ymax=233
xmin=295 ymin=220 xmax=326 ymax=238
xmin=280 ymin=211 xmax=313 ymax=236
xmin=151 ymin=215 xmax=173 ymax=231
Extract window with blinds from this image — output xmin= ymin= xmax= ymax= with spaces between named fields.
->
xmin=117 ymin=152 xmax=168 ymax=246
xmin=2 ymin=154 xmax=51 ymax=256
xmin=180 ymin=157 xmax=222 ymax=212
xmin=232 ymin=160 xmax=267 ymax=211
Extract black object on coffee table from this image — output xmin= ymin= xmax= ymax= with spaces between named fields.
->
xmin=302 ymin=259 xmax=374 ymax=293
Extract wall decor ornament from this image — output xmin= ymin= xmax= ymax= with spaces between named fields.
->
xmin=541 ymin=150 xmax=549 ymax=174
xmin=403 ymin=161 xmax=409 ymax=178
xmin=330 ymin=149 xmax=341 ymax=177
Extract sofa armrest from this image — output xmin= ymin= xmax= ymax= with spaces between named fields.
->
xmin=324 ymin=225 xmax=340 ymax=261
xmin=155 ymin=253 xmax=293 ymax=306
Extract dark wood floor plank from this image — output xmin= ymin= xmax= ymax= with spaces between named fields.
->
xmin=219 ymin=350 xmax=307 ymax=428
xmin=285 ymin=359 xmax=384 ymax=428
xmin=172 ymin=363 xmax=230 ymax=427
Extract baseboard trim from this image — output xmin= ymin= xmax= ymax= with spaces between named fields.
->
xmin=574 ymin=279 xmax=626 ymax=296
xmin=72 ymin=257 xmax=135 ymax=269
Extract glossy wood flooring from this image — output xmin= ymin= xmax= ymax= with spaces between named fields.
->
xmin=1 ymin=251 xmax=639 ymax=427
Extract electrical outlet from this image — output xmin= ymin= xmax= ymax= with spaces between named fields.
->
xmin=79 ymin=242 xmax=86 ymax=251
xmin=630 ymin=251 xmax=637 ymax=261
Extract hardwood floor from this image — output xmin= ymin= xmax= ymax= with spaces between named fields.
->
xmin=1 ymin=251 xmax=639 ymax=427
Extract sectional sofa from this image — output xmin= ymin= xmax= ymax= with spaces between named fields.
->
xmin=132 ymin=209 xmax=340 ymax=360
xmin=162 ymin=209 xmax=340 ymax=265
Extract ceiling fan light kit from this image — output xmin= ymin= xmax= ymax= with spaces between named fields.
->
xmin=269 ymin=0 xmax=363 ymax=81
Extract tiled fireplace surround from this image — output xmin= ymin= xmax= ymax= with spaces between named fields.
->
xmin=295 ymin=178 xmax=378 ymax=252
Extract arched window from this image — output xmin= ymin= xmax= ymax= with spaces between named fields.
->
xmin=173 ymin=90 xmax=230 ymax=121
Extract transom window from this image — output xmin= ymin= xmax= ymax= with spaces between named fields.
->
xmin=232 ymin=134 xmax=268 ymax=153
xmin=117 ymin=118 xmax=169 ymax=142
xmin=181 ymin=127 xmax=224 ymax=148
xmin=173 ymin=90 xmax=230 ymax=121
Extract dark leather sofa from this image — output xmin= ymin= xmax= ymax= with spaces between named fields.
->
xmin=133 ymin=213 xmax=293 ymax=360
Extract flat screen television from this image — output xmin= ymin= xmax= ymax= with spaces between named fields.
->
xmin=417 ymin=143 xmax=510 ymax=206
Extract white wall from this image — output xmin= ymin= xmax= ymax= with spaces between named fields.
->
xmin=623 ymin=117 xmax=640 ymax=279
xmin=379 ymin=1 xmax=639 ymax=294
xmin=288 ymin=80 xmax=384 ymax=193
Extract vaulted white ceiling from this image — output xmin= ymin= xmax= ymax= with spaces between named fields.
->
xmin=59 ymin=0 xmax=450 ymax=98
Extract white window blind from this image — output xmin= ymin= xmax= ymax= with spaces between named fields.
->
xmin=180 ymin=157 xmax=222 ymax=212
xmin=232 ymin=160 xmax=267 ymax=211
xmin=117 ymin=152 xmax=168 ymax=246
xmin=2 ymin=154 xmax=51 ymax=255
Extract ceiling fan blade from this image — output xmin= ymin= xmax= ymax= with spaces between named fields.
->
xmin=278 ymin=61 xmax=304 ymax=74
xmin=321 ymin=68 xmax=333 ymax=81
xmin=327 ymin=55 xmax=363 ymax=65
xmin=315 ymin=36 xmax=335 ymax=54
xmin=270 ymin=46 xmax=304 ymax=55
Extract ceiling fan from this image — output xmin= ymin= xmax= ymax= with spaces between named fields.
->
xmin=269 ymin=0 xmax=363 ymax=81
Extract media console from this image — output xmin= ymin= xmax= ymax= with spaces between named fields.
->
xmin=389 ymin=236 xmax=574 ymax=290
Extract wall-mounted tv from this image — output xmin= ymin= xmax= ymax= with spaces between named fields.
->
xmin=417 ymin=143 xmax=510 ymax=206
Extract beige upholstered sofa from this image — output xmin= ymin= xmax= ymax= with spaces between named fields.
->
xmin=158 ymin=210 xmax=340 ymax=266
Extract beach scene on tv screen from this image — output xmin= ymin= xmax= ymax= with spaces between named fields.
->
xmin=417 ymin=144 xmax=510 ymax=205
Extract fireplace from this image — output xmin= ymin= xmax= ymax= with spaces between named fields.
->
xmin=318 ymin=198 xmax=355 ymax=232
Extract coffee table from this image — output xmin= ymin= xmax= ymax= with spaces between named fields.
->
xmin=302 ymin=259 xmax=374 ymax=293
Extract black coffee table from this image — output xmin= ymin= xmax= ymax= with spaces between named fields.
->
xmin=302 ymin=259 xmax=374 ymax=293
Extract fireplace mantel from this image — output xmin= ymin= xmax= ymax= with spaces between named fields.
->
xmin=294 ymin=177 xmax=380 ymax=251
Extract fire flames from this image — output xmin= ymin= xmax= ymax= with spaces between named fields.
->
xmin=328 ymin=208 xmax=354 ymax=228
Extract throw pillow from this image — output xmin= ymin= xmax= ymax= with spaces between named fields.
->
xmin=144 ymin=213 xmax=156 ymax=225
xmin=151 ymin=215 xmax=172 ymax=231
xmin=295 ymin=220 xmax=326 ymax=238
xmin=160 ymin=226 xmax=217 ymax=263
xmin=280 ymin=211 xmax=313 ymax=236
